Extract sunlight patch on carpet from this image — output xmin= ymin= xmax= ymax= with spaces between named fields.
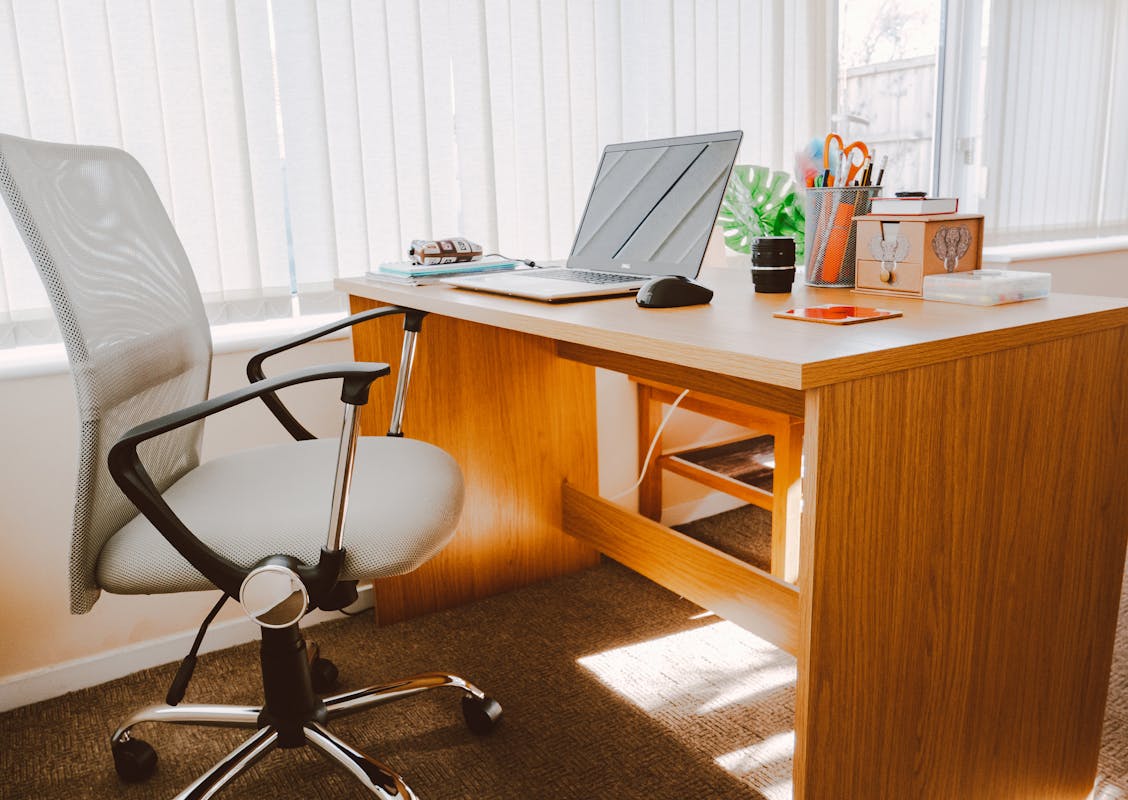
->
xmin=577 ymin=619 xmax=796 ymax=793
xmin=1092 ymin=782 xmax=1128 ymax=799
xmin=716 ymin=732 xmax=795 ymax=800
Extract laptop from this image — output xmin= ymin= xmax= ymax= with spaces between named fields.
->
xmin=444 ymin=130 xmax=743 ymax=302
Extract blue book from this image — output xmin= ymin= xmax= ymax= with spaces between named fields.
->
xmin=375 ymin=258 xmax=519 ymax=278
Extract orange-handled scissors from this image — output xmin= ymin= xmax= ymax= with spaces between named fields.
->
xmin=824 ymin=133 xmax=870 ymax=186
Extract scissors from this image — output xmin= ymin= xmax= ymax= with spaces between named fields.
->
xmin=824 ymin=133 xmax=869 ymax=186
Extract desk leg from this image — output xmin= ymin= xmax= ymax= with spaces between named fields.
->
xmin=795 ymin=327 xmax=1128 ymax=798
xmin=770 ymin=418 xmax=804 ymax=584
xmin=636 ymin=382 xmax=664 ymax=521
xmin=349 ymin=298 xmax=600 ymax=625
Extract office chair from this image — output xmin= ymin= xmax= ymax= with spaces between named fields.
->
xmin=0 ymin=133 xmax=500 ymax=799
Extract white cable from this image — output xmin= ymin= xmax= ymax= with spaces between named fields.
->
xmin=608 ymin=388 xmax=690 ymax=501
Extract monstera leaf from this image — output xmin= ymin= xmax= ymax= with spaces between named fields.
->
xmin=717 ymin=165 xmax=806 ymax=262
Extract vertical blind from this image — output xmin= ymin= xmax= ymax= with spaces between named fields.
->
xmin=979 ymin=0 xmax=1128 ymax=242
xmin=0 ymin=0 xmax=828 ymax=348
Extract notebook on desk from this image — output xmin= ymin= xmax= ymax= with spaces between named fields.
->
xmin=443 ymin=130 xmax=742 ymax=302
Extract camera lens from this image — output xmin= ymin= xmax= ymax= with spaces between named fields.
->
xmin=750 ymin=237 xmax=796 ymax=293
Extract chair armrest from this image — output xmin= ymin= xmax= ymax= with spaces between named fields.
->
xmin=107 ymin=362 xmax=390 ymax=598
xmin=247 ymin=306 xmax=427 ymax=441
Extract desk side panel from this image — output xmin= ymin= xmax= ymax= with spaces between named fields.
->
xmin=795 ymin=325 xmax=1128 ymax=798
xmin=349 ymin=297 xmax=600 ymax=624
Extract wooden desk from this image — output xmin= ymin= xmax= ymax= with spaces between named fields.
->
xmin=337 ymin=268 xmax=1128 ymax=798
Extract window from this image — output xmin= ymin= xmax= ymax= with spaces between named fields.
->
xmin=0 ymin=0 xmax=830 ymax=349
xmin=836 ymin=0 xmax=1128 ymax=245
xmin=954 ymin=0 xmax=1128 ymax=244
xmin=835 ymin=0 xmax=941 ymax=197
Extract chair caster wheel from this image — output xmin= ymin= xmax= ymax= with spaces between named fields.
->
xmin=311 ymin=657 xmax=339 ymax=693
xmin=462 ymin=694 xmax=502 ymax=735
xmin=112 ymin=738 xmax=157 ymax=782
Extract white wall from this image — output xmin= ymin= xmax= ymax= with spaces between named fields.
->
xmin=982 ymin=244 xmax=1128 ymax=297
xmin=596 ymin=370 xmax=750 ymax=525
xmin=0 ymin=336 xmax=350 ymax=694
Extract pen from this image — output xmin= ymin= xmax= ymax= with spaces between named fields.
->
xmin=875 ymin=155 xmax=887 ymax=187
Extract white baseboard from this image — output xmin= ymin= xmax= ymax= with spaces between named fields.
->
xmin=0 ymin=585 xmax=373 ymax=713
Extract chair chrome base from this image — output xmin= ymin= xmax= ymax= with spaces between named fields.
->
xmin=109 ymin=626 xmax=500 ymax=799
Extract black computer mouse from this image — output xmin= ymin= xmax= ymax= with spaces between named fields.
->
xmin=635 ymin=275 xmax=714 ymax=308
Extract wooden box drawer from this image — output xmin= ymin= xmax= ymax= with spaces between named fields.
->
xmin=856 ymin=258 xmax=923 ymax=293
xmin=853 ymin=213 xmax=984 ymax=298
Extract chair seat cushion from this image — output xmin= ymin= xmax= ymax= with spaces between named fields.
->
xmin=96 ymin=436 xmax=464 ymax=595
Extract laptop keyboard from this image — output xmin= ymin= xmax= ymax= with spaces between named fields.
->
xmin=526 ymin=268 xmax=642 ymax=285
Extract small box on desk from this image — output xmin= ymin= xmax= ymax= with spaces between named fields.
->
xmin=923 ymin=269 xmax=1051 ymax=305
xmin=853 ymin=212 xmax=984 ymax=298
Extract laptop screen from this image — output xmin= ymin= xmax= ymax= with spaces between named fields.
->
xmin=567 ymin=131 xmax=742 ymax=277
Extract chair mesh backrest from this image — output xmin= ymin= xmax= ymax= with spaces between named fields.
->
xmin=0 ymin=134 xmax=213 ymax=614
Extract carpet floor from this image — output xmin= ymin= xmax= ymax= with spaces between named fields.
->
xmin=2 ymin=504 xmax=1127 ymax=799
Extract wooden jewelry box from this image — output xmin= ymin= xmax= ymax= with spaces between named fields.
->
xmin=853 ymin=213 xmax=984 ymax=298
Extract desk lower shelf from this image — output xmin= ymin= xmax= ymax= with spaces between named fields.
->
xmin=661 ymin=435 xmax=776 ymax=512
xmin=561 ymin=484 xmax=800 ymax=656
xmin=667 ymin=435 xmax=775 ymax=491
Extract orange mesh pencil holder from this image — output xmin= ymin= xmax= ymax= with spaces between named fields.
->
xmin=804 ymin=186 xmax=881 ymax=287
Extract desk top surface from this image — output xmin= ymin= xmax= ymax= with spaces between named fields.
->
xmin=337 ymin=267 xmax=1128 ymax=390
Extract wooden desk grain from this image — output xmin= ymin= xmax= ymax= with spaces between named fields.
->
xmin=796 ymin=324 xmax=1128 ymax=798
xmin=340 ymin=273 xmax=1128 ymax=799
xmin=348 ymin=299 xmax=600 ymax=624
xmin=338 ymin=269 xmax=1128 ymax=390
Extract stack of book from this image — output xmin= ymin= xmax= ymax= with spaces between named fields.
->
xmin=868 ymin=197 xmax=958 ymax=215
xmin=364 ymin=257 xmax=522 ymax=286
